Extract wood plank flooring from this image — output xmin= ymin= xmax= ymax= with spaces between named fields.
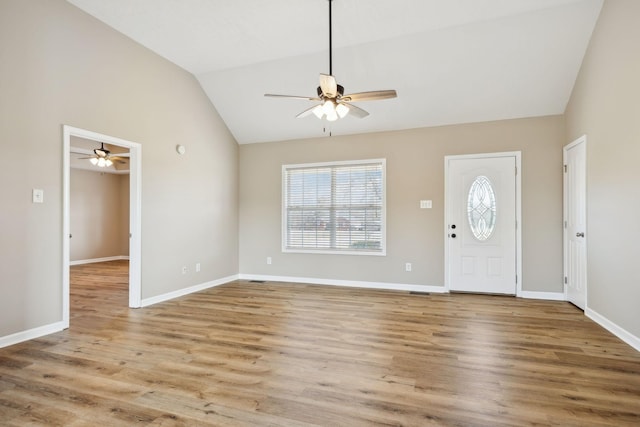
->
xmin=1 ymin=260 xmax=639 ymax=426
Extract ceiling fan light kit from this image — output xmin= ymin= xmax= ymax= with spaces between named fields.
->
xmin=265 ymin=0 xmax=396 ymax=122
xmin=316 ymin=99 xmax=347 ymax=121
xmin=89 ymin=157 xmax=113 ymax=167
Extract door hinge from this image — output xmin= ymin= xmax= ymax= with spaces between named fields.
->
xmin=564 ymin=220 xmax=567 ymax=229
xmin=564 ymin=164 xmax=567 ymax=173
xmin=564 ymin=276 xmax=568 ymax=284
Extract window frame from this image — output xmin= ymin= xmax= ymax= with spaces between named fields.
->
xmin=282 ymin=158 xmax=387 ymax=256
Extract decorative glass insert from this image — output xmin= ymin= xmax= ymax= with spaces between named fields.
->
xmin=467 ymin=175 xmax=497 ymax=241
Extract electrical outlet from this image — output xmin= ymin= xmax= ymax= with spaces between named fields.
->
xmin=195 ymin=263 xmax=201 ymax=272
xmin=182 ymin=266 xmax=187 ymax=275
xmin=405 ymin=263 xmax=412 ymax=272
xmin=267 ymin=257 xmax=272 ymax=265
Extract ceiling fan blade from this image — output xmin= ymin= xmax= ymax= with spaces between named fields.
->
xmin=342 ymin=102 xmax=369 ymax=118
xmin=110 ymin=156 xmax=128 ymax=162
xmin=342 ymin=90 xmax=397 ymax=102
xmin=296 ymin=104 xmax=321 ymax=119
xmin=113 ymin=162 xmax=128 ymax=171
xmin=265 ymin=94 xmax=320 ymax=101
xmin=77 ymin=156 xmax=96 ymax=160
xmin=319 ymin=74 xmax=338 ymax=98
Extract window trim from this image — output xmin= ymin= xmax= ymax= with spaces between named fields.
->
xmin=282 ymin=158 xmax=387 ymax=256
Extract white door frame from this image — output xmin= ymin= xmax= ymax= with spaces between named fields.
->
xmin=62 ymin=125 xmax=142 ymax=328
xmin=563 ymin=135 xmax=587 ymax=309
xmin=444 ymin=151 xmax=522 ymax=295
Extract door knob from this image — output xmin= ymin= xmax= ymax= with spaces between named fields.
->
xmin=576 ymin=232 xmax=585 ymax=237
xmin=451 ymin=233 xmax=457 ymax=238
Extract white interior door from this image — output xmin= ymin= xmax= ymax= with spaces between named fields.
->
xmin=446 ymin=154 xmax=519 ymax=294
xmin=564 ymin=136 xmax=587 ymax=310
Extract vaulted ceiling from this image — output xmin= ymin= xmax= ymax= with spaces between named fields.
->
xmin=67 ymin=0 xmax=603 ymax=144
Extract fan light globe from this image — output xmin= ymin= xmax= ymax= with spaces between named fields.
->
xmin=322 ymin=99 xmax=336 ymax=116
xmin=89 ymin=158 xmax=98 ymax=166
xmin=312 ymin=105 xmax=324 ymax=119
xmin=105 ymin=159 xmax=113 ymax=167
xmin=97 ymin=158 xmax=106 ymax=167
xmin=336 ymin=103 xmax=349 ymax=118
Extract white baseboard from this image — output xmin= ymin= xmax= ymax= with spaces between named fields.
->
xmin=70 ymin=255 xmax=129 ymax=266
xmin=0 ymin=321 xmax=66 ymax=349
xmin=586 ymin=308 xmax=640 ymax=352
xmin=239 ymin=274 xmax=447 ymax=294
xmin=519 ymin=291 xmax=566 ymax=301
xmin=140 ymin=274 xmax=239 ymax=307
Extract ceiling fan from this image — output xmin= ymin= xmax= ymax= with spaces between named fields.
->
xmin=79 ymin=142 xmax=128 ymax=168
xmin=264 ymin=0 xmax=397 ymax=122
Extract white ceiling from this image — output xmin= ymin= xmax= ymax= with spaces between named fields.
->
xmin=67 ymin=0 xmax=603 ymax=144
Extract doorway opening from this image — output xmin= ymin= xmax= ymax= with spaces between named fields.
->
xmin=62 ymin=126 xmax=142 ymax=329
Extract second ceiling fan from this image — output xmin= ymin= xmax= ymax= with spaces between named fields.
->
xmin=265 ymin=0 xmax=397 ymax=122
xmin=79 ymin=142 xmax=128 ymax=168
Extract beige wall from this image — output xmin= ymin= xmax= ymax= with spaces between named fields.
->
xmin=70 ymin=169 xmax=129 ymax=261
xmin=565 ymin=0 xmax=640 ymax=338
xmin=0 ymin=0 xmax=238 ymax=337
xmin=240 ymin=116 xmax=565 ymax=292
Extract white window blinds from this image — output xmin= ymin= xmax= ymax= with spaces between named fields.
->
xmin=283 ymin=159 xmax=386 ymax=255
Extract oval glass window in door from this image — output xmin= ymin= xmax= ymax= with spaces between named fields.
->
xmin=467 ymin=175 xmax=497 ymax=241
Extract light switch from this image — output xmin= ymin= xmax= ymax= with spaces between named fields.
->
xmin=32 ymin=189 xmax=44 ymax=204
xmin=420 ymin=200 xmax=432 ymax=209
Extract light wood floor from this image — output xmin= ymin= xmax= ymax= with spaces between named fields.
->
xmin=1 ymin=261 xmax=639 ymax=426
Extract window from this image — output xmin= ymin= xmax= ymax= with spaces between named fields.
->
xmin=283 ymin=159 xmax=386 ymax=255
xmin=467 ymin=175 xmax=497 ymax=241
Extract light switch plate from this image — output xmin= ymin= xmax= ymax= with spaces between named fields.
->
xmin=32 ymin=189 xmax=44 ymax=203
xmin=420 ymin=200 xmax=432 ymax=209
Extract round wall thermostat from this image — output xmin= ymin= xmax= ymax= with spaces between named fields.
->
xmin=176 ymin=145 xmax=186 ymax=155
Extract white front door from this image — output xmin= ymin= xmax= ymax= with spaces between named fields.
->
xmin=564 ymin=136 xmax=587 ymax=310
xmin=446 ymin=153 xmax=519 ymax=294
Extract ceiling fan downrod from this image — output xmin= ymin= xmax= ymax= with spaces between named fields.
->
xmin=328 ymin=0 xmax=333 ymax=76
